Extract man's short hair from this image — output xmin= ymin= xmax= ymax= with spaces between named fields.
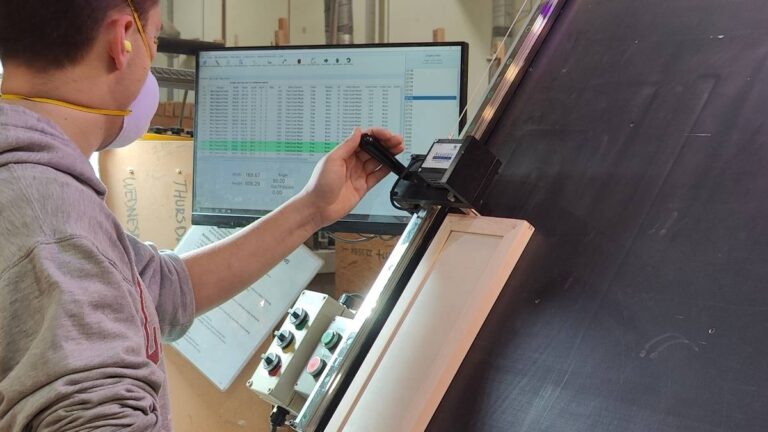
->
xmin=0 ymin=0 xmax=158 ymax=71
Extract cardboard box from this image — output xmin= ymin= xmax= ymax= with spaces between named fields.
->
xmin=99 ymin=136 xmax=194 ymax=250
xmin=334 ymin=235 xmax=400 ymax=297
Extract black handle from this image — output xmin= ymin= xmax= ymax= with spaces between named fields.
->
xmin=359 ymin=133 xmax=407 ymax=177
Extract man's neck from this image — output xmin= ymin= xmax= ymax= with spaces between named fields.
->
xmin=1 ymin=65 xmax=123 ymax=157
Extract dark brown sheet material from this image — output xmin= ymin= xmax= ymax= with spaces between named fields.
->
xmin=430 ymin=0 xmax=768 ymax=430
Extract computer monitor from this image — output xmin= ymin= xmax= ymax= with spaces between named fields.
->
xmin=192 ymin=43 xmax=468 ymax=234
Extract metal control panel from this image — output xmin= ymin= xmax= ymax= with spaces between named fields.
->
xmin=294 ymin=316 xmax=355 ymax=398
xmin=247 ymin=290 xmax=347 ymax=414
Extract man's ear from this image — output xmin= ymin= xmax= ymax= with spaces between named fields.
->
xmin=106 ymin=14 xmax=135 ymax=71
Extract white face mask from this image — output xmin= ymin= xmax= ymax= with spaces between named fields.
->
xmin=101 ymin=72 xmax=159 ymax=150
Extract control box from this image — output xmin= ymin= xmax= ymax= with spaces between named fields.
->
xmin=294 ymin=316 xmax=355 ymax=397
xmin=247 ymin=290 xmax=347 ymax=414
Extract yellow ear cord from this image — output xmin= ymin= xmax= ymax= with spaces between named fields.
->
xmin=0 ymin=94 xmax=131 ymax=116
xmin=126 ymin=0 xmax=152 ymax=56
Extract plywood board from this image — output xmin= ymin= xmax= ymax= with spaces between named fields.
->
xmin=166 ymin=343 xmax=272 ymax=432
xmin=334 ymin=235 xmax=399 ymax=298
xmin=100 ymin=139 xmax=193 ymax=250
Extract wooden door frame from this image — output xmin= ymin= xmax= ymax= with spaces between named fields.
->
xmin=328 ymin=214 xmax=534 ymax=431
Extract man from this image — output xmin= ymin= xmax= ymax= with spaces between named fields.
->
xmin=0 ymin=1 xmax=403 ymax=430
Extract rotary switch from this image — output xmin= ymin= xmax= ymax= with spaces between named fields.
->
xmin=273 ymin=329 xmax=294 ymax=349
xmin=289 ymin=307 xmax=309 ymax=329
xmin=261 ymin=352 xmax=282 ymax=376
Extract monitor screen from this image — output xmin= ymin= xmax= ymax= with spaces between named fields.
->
xmin=192 ymin=43 xmax=468 ymax=234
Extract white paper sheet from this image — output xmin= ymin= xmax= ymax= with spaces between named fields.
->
xmin=171 ymin=225 xmax=322 ymax=390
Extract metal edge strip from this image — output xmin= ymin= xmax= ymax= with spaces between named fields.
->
xmin=294 ymin=206 xmax=445 ymax=430
xmin=469 ymin=0 xmax=568 ymax=143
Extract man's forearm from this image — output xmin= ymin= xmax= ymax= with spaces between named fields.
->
xmin=182 ymin=194 xmax=322 ymax=314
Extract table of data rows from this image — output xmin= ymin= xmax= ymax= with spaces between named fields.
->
xmin=197 ymin=81 xmax=404 ymax=158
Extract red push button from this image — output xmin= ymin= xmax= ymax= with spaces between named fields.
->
xmin=306 ymin=356 xmax=327 ymax=378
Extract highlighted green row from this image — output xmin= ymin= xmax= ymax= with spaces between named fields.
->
xmin=199 ymin=140 xmax=338 ymax=153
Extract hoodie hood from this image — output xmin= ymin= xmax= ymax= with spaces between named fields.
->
xmin=0 ymin=103 xmax=106 ymax=197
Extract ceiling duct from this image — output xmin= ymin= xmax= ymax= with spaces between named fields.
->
xmin=325 ymin=0 xmax=354 ymax=44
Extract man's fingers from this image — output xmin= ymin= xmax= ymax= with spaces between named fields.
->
xmin=356 ymin=148 xmax=373 ymax=163
xmin=332 ymin=128 xmax=363 ymax=159
xmin=365 ymin=127 xmax=404 ymax=151
xmin=365 ymin=127 xmax=393 ymax=140
xmin=339 ymin=128 xmax=403 ymax=167
xmin=367 ymin=167 xmax=391 ymax=189
xmin=364 ymin=157 xmax=385 ymax=174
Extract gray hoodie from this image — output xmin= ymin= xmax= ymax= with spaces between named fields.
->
xmin=0 ymin=103 xmax=195 ymax=431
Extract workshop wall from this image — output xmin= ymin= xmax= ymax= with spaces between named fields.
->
xmin=165 ymin=0 xmax=493 ymax=116
xmin=386 ymin=0 xmax=493 ymax=117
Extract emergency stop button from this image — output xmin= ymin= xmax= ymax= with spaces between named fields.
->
xmin=306 ymin=356 xmax=327 ymax=378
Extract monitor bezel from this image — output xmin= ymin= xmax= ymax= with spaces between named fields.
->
xmin=191 ymin=42 xmax=469 ymax=235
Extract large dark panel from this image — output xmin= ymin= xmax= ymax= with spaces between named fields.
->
xmin=430 ymin=0 xmax=768 ymax=431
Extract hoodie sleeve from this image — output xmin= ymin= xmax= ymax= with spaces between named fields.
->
xmin=125 ymin=234 xmax=196 ymax=342
xmin=0 ymin=236 xmax=167 ymax=432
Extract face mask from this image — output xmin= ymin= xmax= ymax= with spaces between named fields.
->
xmin=100 ymin=72 xmax=159 ymax=150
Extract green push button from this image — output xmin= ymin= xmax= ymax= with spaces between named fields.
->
xmin=321 ymin=330 xmax=341 ymax=350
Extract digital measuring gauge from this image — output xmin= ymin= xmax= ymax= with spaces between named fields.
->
xmin=360 ymin=134 xmax=501 ymax=213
